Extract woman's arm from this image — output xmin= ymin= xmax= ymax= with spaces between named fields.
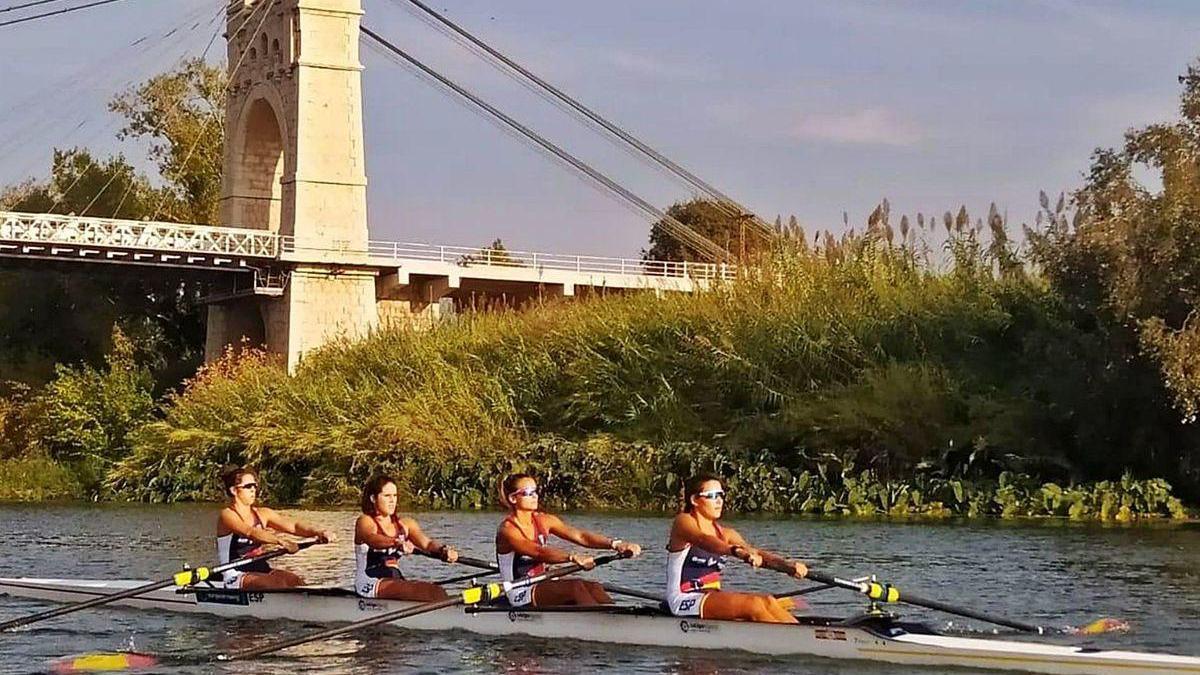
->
xmin=403 ymin=517 xmax=457 ymax=562
xmin=544 ymin=514 xmax=642 ymax=556
xmin=219 ymin=508 xmax=295 ymax=552
xmin=261 ymin=508 xmax=336 ymax=543
xmin=497 ymin=520 xmax=574 ymax=564
xmin=672 ymin=513 xmax=742 ymax=557
xmin=355 ymin=514 xmax=411 ymax=552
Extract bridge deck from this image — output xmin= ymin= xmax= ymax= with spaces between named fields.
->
xmin=0 ymin=212 xmax=732 ymax=293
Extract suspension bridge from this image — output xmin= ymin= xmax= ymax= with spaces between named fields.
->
xmin=0 ymin=0 xmax=767 ymax=370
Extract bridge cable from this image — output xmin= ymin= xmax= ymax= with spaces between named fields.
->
xmin=28 ymin=2 xmax=223 ymax=216
xmin=361 ymin=25 xmax=731 ymax=262
xmin=0 ymin=0 xmax=129 ymax=29
xmin=390 ymin=0 xmax=778 ymax=243
xmin=150 ymin=0 xmax=278 ymax=221
xmin=99 ymin=2 xmax=226 ymax=217
xmin=0 ymin=0 xmax=71 ymax=13
xmin=0 ymin=1 xmax=217 ymax=216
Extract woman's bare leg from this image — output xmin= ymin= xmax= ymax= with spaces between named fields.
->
xmin=375 ymin=579 xmax=448 ymax=602
xmin=240 ymin=570 xmax=305 ymax=591
xmin=699 ymin=591 xmax=798 ymax=624
xmin=531 ymin=579 xmax=601 ymax=607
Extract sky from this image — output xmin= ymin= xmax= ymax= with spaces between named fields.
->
xmin=2 ymin=0 xmax=1199 ymax=258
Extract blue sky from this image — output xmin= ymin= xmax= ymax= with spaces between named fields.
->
xmin=2 ymin=0 xmax=1199 ymax=257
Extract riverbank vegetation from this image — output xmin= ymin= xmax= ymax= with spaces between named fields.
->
xmin=2 ymin=59 xmax=1200 ymax=521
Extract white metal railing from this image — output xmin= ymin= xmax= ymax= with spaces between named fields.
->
xmin=0 ymin=212 xmax=279 ymax=258
xmin=281 ymin=236 xmax=737 ymax=280
xmin=0 ymin=211 xmax=734 ymax=281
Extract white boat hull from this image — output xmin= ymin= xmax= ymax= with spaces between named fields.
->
xmin=2 ymin=577 xmax=1199 ymax=674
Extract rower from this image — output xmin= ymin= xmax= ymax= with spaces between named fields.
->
xmin=665 ymin=474 xmax=806 ymax=623
xmin=496 ymin=473 xmax=641 ymax=608
xmin=354 ymin=474 xmax=460 ymax=601
xmin=216 ymin=466 xmax=336 ymax=590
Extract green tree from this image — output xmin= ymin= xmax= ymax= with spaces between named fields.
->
xmin=0 ymin=59 xmax=225 ymax=387
xmin=109 ymin=57 xmax=225 ymax=224
xmin=1027 ymin=57 xmax=1200 ymax=486
xmin=643 ymin=198 xmax=767 ymax=262
xmin=27 ymin=327 xmax=155 ymax=492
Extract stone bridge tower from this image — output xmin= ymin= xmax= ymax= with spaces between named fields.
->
xmin=206 ymin=0 xmax=378 ymax=370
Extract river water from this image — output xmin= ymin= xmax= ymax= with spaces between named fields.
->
xmin=0 ymin=504 xmax=1197 ymax=674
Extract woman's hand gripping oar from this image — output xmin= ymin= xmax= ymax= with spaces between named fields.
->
xmin=802 ymin=569 xmax=1128 ymax=635
xmin=54 ymin=551 xmax=633 ymax=672
xmin=1 ymin=539 xmax=319 ymax=633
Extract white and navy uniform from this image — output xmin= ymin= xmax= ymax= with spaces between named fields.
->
xmin=665 ymin=516 xmax=727 ymax=617
xmin=355 ymin=515 xmax=409 ymax=598
xmin=496 ymin=513 xmax=550 ymax=607
xmin=215 ymin=508 xmax=272 ymax=589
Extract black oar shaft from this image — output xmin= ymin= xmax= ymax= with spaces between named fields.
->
xmin=433 ymin=569 xmax=496 ymax=585
xmin=804 ymin=570 xmax=1044 ymax=634
xmin=0 ymin=543 xmax=313 ymax=632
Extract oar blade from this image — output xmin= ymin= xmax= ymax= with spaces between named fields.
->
xmin=52 ymin=652 xmax=160 ymax=673
xmin=1072 ymin=617 xmax=1131 ymax=635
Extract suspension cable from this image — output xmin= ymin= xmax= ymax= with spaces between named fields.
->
xmin=0 ymin=0 xmax=72 ymax=13
xmin=361 ymin=24 xmax=730 ymax=262
xmin=390 ymin=0 xmax=776 ymax=242
xmin=151 ymin=0 xmax=277 ymax=221
xmin=0 ymin=0 xmax=129 ymax=28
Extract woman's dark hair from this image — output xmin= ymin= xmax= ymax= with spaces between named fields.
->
xmin=499 ymin=472 xmax=534 ymax=509
xmin=682 ymin=474 xmax=723 ymax=513
xmin=361 ymin=474 xmax=398 ymax=515
xmin=220 ymin=465 xmax=255 ymax=497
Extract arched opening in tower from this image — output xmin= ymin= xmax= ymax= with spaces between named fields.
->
xmin=229 ymin=97 xmax=284 ymax=233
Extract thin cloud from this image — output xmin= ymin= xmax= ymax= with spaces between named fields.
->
xmin=602 ymin=49 xmax=711 ymax=82
xmin=790 ymin=108 xmax=923 ymax=147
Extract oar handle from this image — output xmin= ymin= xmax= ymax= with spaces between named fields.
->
xmin=805 ymin=570 xmax=1044 ymax=634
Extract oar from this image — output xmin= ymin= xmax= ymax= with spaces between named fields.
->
xmin=433 ymin=568 xmax=497 ymax=585
xmin=0 ymin=540 xmax=317 ymax=632
xmin=444 ymin=554 xmax=666 ymax=603
xmin=804 ymin=570 xmax=1051 ymax=634
xmin=219 ymin=551 xmax=628 ymax=663
xmin=54 ymin=551 xmax=632 ymax=672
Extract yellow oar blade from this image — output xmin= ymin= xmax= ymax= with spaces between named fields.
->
xmin=52 ymin=652 xmax=160 ymax=673
xmin=1072 ymin=617 xmax=1131 ymax=635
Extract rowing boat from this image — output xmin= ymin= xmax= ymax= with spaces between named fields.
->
xmin=2 ymin=577 xmax=1198 ymax=674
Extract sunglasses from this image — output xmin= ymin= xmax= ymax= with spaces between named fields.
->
xmin=696 ymin=489 xmax=725 ymax=501
xmin=508 ymin=486 xmax=539 ymax=499
xmin=236 ymin=483 xmax=259 ymax=491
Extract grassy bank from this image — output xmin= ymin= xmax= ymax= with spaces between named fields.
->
xmin=84 ymin=232 xmax=1195 ymax=518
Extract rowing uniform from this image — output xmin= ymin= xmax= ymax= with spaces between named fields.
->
xmin=215 ymin=508 xmax=271 ymax=589
xmin=665 ymin=517 xmax=726 ymax=617
xmin=355 ymin=515 xmax=410 ymax=598
xmin=496 ymin=513 xmax=550 ymax=607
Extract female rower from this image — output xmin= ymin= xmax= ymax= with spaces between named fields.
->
xmin=496 ymin=473 xmax=642 ymax=607
xmin=216 ymin=465 xmax=336 ymax=591
xmin=666 ymin=474 xmax=807 ymax=623
xmin=354 ymin=474 xmax=460 ymax=601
